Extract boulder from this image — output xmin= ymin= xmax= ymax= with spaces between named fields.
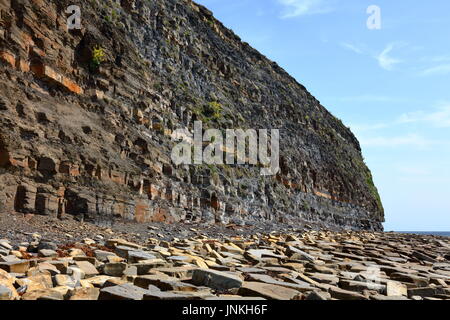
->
xmin=191 ymin=269 xmax=243 ymax=290
xmin=238 ymin=282 xmax=301 ymax=300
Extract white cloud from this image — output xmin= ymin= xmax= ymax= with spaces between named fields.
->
xmin=421 ymin=55 xmax=450 ymax=63
xmin=375 ymin=43 xmax=402 ymax=71
xmin=332 ymin=94 xmax=407 ymax=103
xmin=360 ymin=134 xmax=435 ymax=148
xmin=340 ymin=42 xmax=364 ymax=55
xmin=340 ymin=42 xmax=405 ymax=71
xmin=398 ymin=104 xmax=450 ymax=128
xmin=348 ymin=103 xmax=450 ymax=141
xmin=349 ymin=123 xmax=389 ymax=133
xmin=278 ymin=0 xmax=333 ymax=18
xmin=421 ymin=64 xmax=450 ymax=76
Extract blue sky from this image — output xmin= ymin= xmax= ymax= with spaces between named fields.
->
xmin=196 ymin=0 xmax=450 ymax=231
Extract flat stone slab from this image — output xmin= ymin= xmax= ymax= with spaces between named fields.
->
xmin=128 ymin=251 xmax=157 ymax=263
xmin=99 ymin=283 xmax=153 ymax=300
xmin=0 ymin=285 xmax=13 ymax=300
xmin=143 ymin=290 xmax=207 ymax=300
xmin=238 ymin=281 xmax=300 ymax=300
xmin=339 ymin=279 xmax=386 ymax=293
xmin=386 ymin=280 xmax=408 ymax=296
xmin=21 ymin=289 xmax=64 ymax=300
xmin=152 ymin=266 xmax=197 ymax=278
xmin=329 ymin=286 xmax=367 ymax=300
xmin=74 ymin=261 xmax=99 ymax=277
xmin=0 ymin=261 xmax=30 ymax=273
xmin=192 ymin=269 xmax=243 ymax=290
xmin=69 ymin=287 xmax=100 ymax=300
xmin=246 ymin=274 xmax=312 ymax=292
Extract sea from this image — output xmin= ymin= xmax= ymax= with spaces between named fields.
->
xmin=397 ymin=231 xmax=450 ymax=237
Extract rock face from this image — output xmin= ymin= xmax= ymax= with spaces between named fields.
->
xmin=0 ymin=0 xmax=383 ymax=230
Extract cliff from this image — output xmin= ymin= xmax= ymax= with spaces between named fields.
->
xmin=0 ymin=0 xmax=384 ymax=230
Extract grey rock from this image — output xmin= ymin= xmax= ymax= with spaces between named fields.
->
xmin=128 ymin=250 xmax=157 ymax=263
xmin=0 ymin=285 xmax=13 ymax=300
xmin=192 ymin=269 xmax=243 ymax=290
xmin=99 ymin=283 xmax=154 ymax=300
xmin=305 ymin=291 xmax=330 ymax=300
xmin=37 ymin=241 xmax=58 ymax=251
xmin=38 ymin=249 xmax=58 ymax=258
xmin=102 ymin=263 xmax=128 ymax=277
xmin=329 ymin=286 xmax=367 ymax=300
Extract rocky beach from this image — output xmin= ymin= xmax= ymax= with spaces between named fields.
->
xmin=1 ymin=0 xmax=448 ymax=304
xmin=0 ymin=214 xmax=449 ymax=301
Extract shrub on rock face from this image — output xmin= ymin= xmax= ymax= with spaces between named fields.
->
xmin=90 ymin=46 xmax=105 ymax=72
xmin=205 ymin=101 xmax=222 ymax=120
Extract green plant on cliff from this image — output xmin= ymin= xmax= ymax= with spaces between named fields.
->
xmin=90 ymin=46 xmax=105 ymax=71
xmin=365 ymin=169 xmax=383 ymax=212
xmin=203 ymin=101 xmax=222 ymax=122
xmin=191 ymin=101 xmax=223 ymax=123
xmin=352 ymin=156 xmax=383 ymax=213
xmin=205 ymin=18 xmax=215 ymax=29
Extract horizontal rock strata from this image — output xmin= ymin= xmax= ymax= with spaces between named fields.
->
xmin=0 ymin=0 xmax=384 ymax=230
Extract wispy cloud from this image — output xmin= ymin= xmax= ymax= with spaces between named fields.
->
xmin=398 ymin=103 xmax=450 ymax=128
xmin=421 ymin=64 xmax=450 ymax=76
xmin=360 ymin=134 xmax=436 ymax=148
xmin=277 ymin=0 xmax=333 ymax=19
xmin=427 ymin=55 xmax=450 ymax=63
xmin=349 ymin=123 xmax=389 ymax=133
xmin=340 ymin=42 xmax=405 ymax=71
xmin=331 ymin=94 xmax=408 ymax=103
xmin=340 ymin=42 xmax=364 ymax=55
xmin=376 ymin=43 xmax=403 ymax=71
xmin=350 ymin=103 xmax=450 ymax=135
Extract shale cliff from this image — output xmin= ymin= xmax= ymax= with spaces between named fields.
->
xmin=0 ymin=0 xmax=384 ymax=230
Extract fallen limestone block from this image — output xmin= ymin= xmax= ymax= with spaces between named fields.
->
xmin=102 ymin=263 xmax=128 ymax=277
xmin=36 ymin=262 xmax=60 ymax=275
xmin=74 ymin=261 xmax=99 ymax=277
xmin=128 ymin=251 xmax=157 ymax=263
xmin=94 ymin=250 xmax=118 ymax=262
xmin=130 ymin=260 xmax=169 ymax=274
xmin=370 ymin=294 xmax=410 ymax=300
xmin=0 ymin=260 xmax=30 ymax=273
xmin=99 ymin=283 xmax=153 ymax=300
xmin=407 ymin=287 xmax=448 ymax=298
xmin=134 ymin=274 xmax=178 ymax=289
xmin=70 ymin=287 xmax=100 ymax=300
xmin=21 ymin=289 xmax=64 ymax=300
xmin=305 ymin=291 xmax=330 ymax=300
xmin=286 ymin=246 xmax=316 ymax=262
xmin=238 ymin=281 xmax=300 ymax=300
xmin=38 ymin=249 xmax=58 ymax=258
xmin=306 ymin=272 xmax=339 ymax=285
xmin=143 ymin=290 xmax=208 ymax=300
xmin=328 ymin=286 xmax=367 ymax=300
xmin=246 ymin=273 xmax=312 ymax=292
xmin=386 ymin=280 xmax=408 ymax=296
xmin=0 ymin=284 xmax=13 ymax=300
xmin=54 ymin=274 xmax=77 ymax=288
xmin=390 ymin=272 xmax=429 ymax=287
xmin=191 ymin=269 xmax=243 ymax=290
xmin=152 ymin=266 xmax=197 ymax=278
xmin=67 ymin=266 xmax=85 ymax=281
xmin=339 ymin=279 xmax=386 ymax=293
